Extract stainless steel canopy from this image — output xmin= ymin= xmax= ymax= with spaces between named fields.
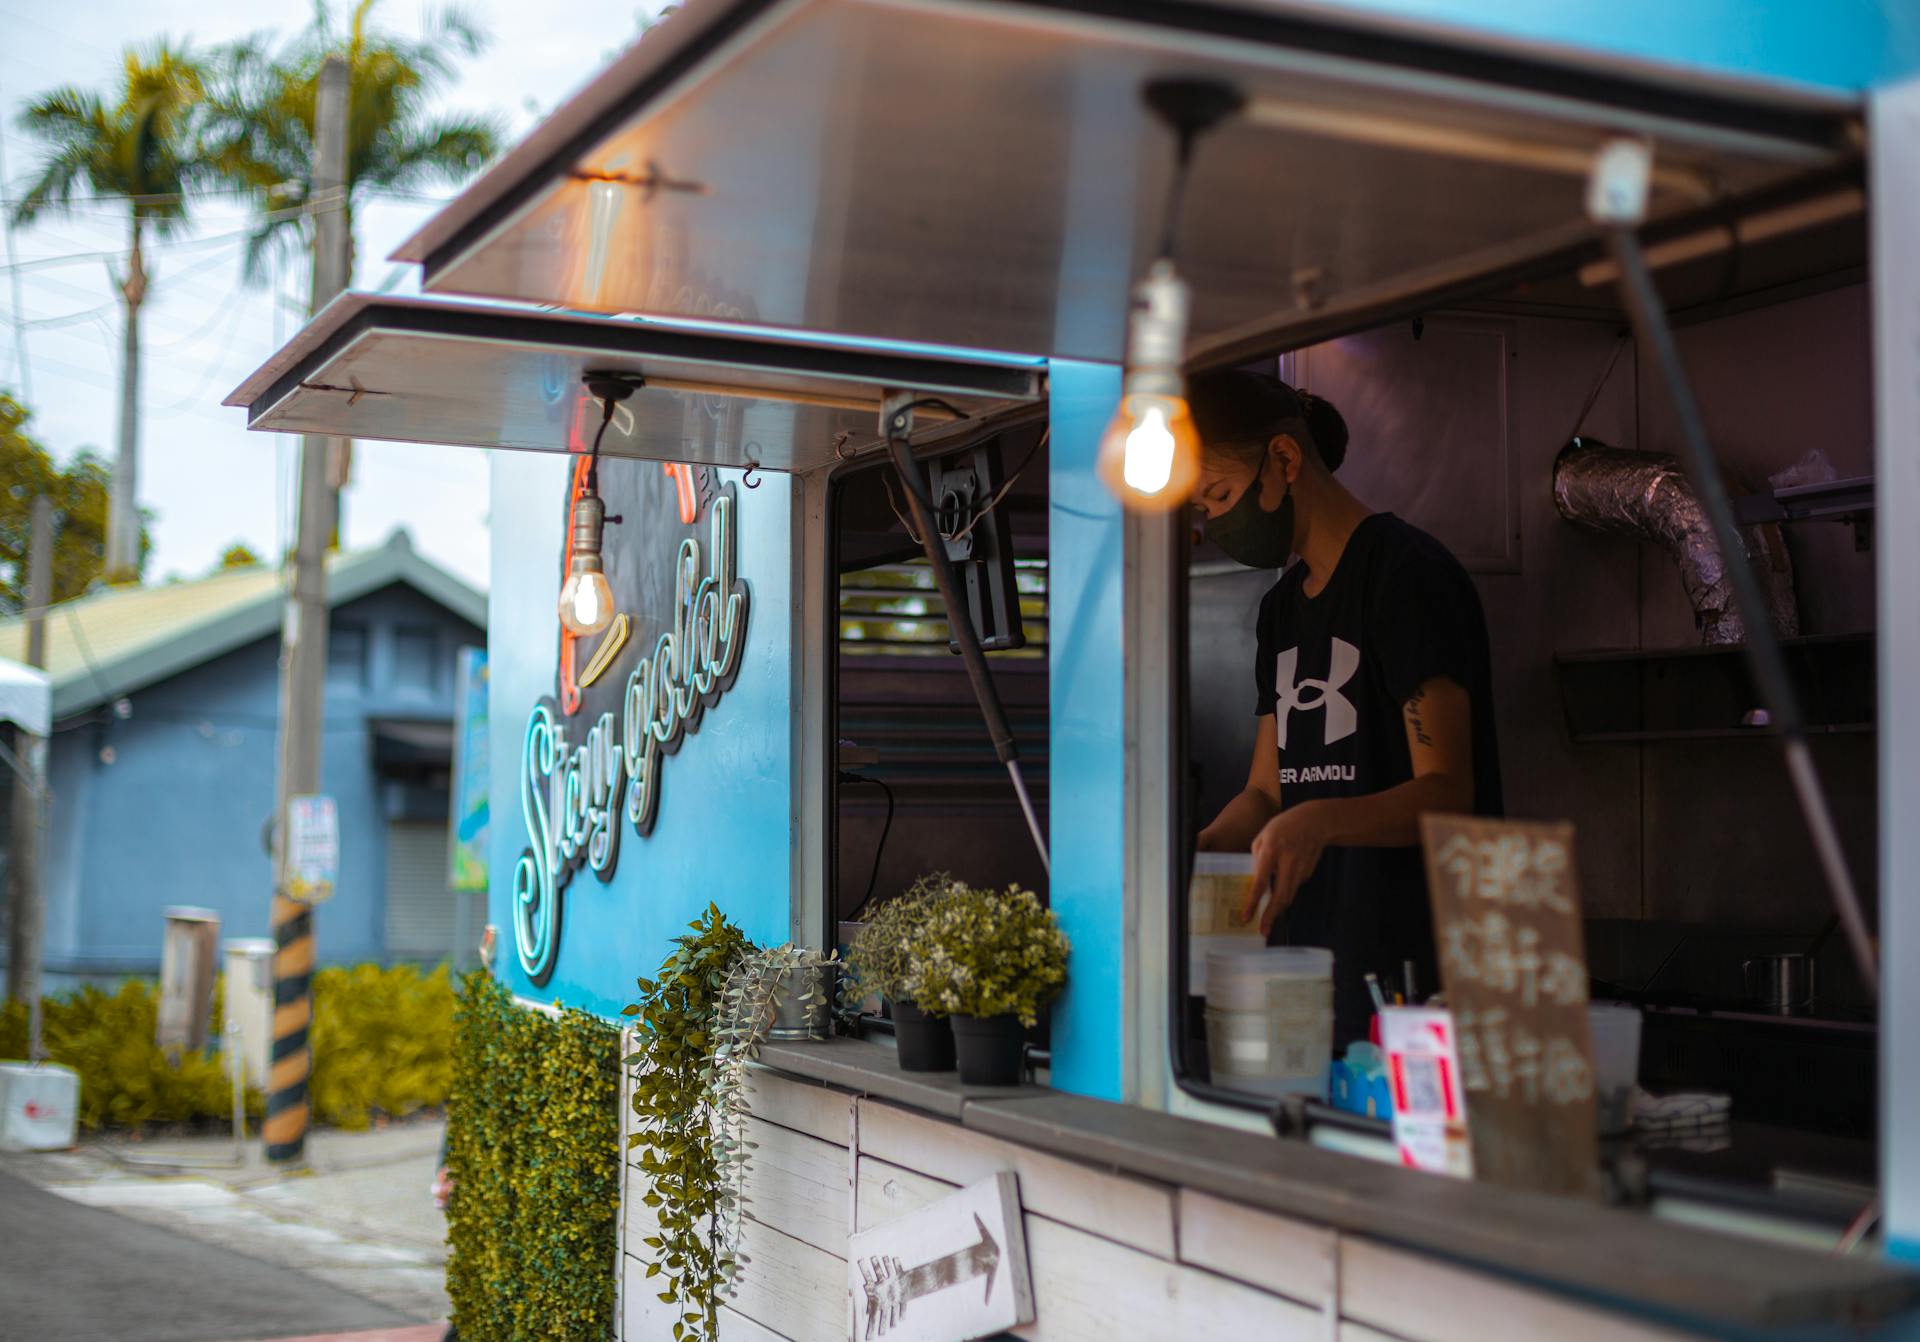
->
xmin=392 ymin=0 xmax=1860 ymax=363
xmin=223 ymin=295 xmax=1043 ymax=470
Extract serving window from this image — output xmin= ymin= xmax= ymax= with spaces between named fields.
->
xmin=825 ymin=424 xmax=1053 ymax=974
xmin=1168 ymin=267 xmax=1882 ymax=1245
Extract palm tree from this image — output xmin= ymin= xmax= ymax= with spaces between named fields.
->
xmin=12 ymin=42 xmax=207 ymax=583
xmin=207 ymin=0 xmax=501 ymax=289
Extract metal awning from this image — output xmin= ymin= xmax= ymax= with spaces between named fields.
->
xmin=392 ymin=0 xmax=1861 ymax=363
xmin=223 ymin=295 xmax=1044 ymax=470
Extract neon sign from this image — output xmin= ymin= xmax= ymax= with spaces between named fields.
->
xmin=513 ymin=488 xmax=750 ymax=984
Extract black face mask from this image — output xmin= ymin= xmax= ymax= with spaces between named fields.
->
xmin=1204 ymin=457 xmax=1294 ymax=570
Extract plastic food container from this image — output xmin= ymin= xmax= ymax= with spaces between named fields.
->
xmin=1586 ymin=1001 xmax=1643 ymax=1135
xmin=1188 ymin=854 xmax=1263 ymax=995
xmin=1204 ymin=946 xmax=1334 ymax=1099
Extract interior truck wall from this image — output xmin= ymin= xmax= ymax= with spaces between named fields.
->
xmin=484 ymin=451 xmax=795 ymax=1014
xmin=1188 ymin=287 xmax=1874 ymax=997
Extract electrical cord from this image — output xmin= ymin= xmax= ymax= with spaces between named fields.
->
xmin=945 ymin=429 xmax=1048 ymax=544
xmin=585 ymin=392 xmax=618 ymax=492
xmin=838 ymin=770 xmax=895 ymax=923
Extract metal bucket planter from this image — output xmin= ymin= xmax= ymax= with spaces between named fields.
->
xmin=768 ymin=961 xmax=838 ymax=1041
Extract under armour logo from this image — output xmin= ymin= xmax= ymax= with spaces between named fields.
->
xmin=1274 ymin=639 xmax=1360 ymax=749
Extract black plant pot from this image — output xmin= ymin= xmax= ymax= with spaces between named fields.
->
xmin=891 ymin=999 xmax=956 ymax=1073
xmin=950 ymin=1013 xmax=1026 ymax=1086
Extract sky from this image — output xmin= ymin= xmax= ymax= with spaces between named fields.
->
xmin=0 ymin=0 xmax=666 ymax=591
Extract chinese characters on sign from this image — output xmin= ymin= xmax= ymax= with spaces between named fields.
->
xmin=1421 ymin=815 xmax=1600 ymax=1197
xmin=285 ymin=795 xmax=339 ymax=904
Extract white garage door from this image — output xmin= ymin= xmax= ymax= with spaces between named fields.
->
xmin=384 ymin=820 xmax=454 ymax=963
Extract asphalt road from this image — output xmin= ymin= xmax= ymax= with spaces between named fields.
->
xmin=0 ymin=1167 xmax=415 ymax=1342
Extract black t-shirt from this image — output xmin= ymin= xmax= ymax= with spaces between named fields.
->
xmin=1252 ymin=513 xmax=1502 ymax=1046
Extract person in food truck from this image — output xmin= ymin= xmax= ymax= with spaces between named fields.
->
xmin=1191 ymin=370 xmax=1503 ymax=1046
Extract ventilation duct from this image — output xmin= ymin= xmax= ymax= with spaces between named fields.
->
xmin=1552 ymin=438 xmax=1798 ymax=645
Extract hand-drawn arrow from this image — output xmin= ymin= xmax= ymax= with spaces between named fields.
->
xmin=859 ymin=1212 xmax=1002 ymax=1338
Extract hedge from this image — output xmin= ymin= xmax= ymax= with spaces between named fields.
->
xmin=445 ymin=971 xmax=622 ymax=1342
xmin=0 ymin=962 xmax=456 ymax=1131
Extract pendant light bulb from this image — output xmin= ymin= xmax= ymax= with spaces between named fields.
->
xmin=1098 ymin=259 xmax=1200 ymax=511
xmin=560 ymin=568 xmax=615 ymax=636
xmin=559 ymin=491 xmax=617 ymax=636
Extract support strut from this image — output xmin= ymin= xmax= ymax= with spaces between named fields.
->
xmin=1589 ymin=142 xmax=1877 ymax=997
xmin=882 ymin=398 xmax=1051 ymax=877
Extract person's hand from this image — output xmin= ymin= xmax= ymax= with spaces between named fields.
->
xmin=1244 ymin=804 xmax=1329 ymax=937
xmin=1196 ymin=826 xmax=1222 ymax=852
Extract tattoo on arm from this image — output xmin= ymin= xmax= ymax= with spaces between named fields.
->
xmin=1405 ymin=686 xmax=1435 ymax=748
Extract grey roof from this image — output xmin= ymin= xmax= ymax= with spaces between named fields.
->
xmin=0 ymin=530 xmax=487 ymax=720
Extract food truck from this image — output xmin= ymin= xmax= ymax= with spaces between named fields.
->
xmin=227 ymin=1 xmax=1920 ymax=1337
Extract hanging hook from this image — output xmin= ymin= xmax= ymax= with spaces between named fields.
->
xmin=743 ymin=459 xmax=762 ymax=489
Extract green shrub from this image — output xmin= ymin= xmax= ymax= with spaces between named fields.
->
xmin=905 ymin=881 xmax=1070 ymax=1026
xmin=446 ymin=971 xmax=621 ymax=1342
xmin=0 ymin=981 xmax=235 ymax=1129
xmin=309 ymin=963 xmax=456 ymax=1129
xmin=1 ymin=962 xmax=459 ymax=1132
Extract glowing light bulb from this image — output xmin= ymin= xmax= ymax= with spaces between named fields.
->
xmin=1097 ymin=392 xmax=1200 ymax=511
xmin=559 ymin=568 xmax=616 ymax=636
xmin=1123 ymin=402 xmax=1177 ymax=494
xmin=1097 ymin=259 xmax=1200 ymax=511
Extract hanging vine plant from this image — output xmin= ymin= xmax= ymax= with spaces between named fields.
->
xmin=625 ymin=910 xmax=840 ymax=1342
xmin=623 ymin=905 xmax=750 ymax=1342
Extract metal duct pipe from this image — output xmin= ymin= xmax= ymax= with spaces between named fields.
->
xmin=1552 ymin=438 xmax=1798 ymax=645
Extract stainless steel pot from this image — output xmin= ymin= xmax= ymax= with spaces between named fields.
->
xmin=1743 ymin=953 xmax=1815 ymax=1015
xmin=768 ymin=962 xmax=838 ymax=1040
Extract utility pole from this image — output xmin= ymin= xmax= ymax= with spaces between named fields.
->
xmin=7 ymin=496 xmax=52 ymax=1055
xmin=265 ymin=55 xmax=348 ymax=1166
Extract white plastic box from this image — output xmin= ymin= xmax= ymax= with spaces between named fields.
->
xmin=0 ymin=1060 xmax=80 ymax=1150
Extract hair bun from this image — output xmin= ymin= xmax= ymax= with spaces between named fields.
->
xmin=1298 ymin=390 xmax=1348 ymax=472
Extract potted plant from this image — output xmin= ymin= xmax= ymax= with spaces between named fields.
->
xmin=846 ymin=876 xmax=956 ymax=1072
xmin=905 ymin=883 xmax=1069 ymax=1085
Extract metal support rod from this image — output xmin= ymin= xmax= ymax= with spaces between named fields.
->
xmin=1602 ymin=225 xmax=1878 ymax=998
xmin=882 ymin=403 xmax=1050 ymax=875
xmin=266 ymin=55 xmax=349 ymax=1166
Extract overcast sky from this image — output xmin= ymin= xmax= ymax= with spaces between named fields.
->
xmin=0 ymin=0 xmax=665 ymax=590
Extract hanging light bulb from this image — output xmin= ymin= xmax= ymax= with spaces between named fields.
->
xmin=1098 ymin=258 xmax=1200 ymax=510
xmin=559 ymin=491 xmax=617 ymax=636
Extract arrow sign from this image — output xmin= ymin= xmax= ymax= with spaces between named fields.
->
xmin=848 ymin=1171 xmax=1033 ymax=1342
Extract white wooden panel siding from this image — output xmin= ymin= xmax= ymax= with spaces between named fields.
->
xmin=726 ymin=1218 xmax=846 ymax=1342
xmin=1177 ymin=1189 xmax=1336 ymax=1309
xmin=1340 ymin=1240 xmax=1698 ymax=1342
xmin=854 ymin=1099 xmax=1176 ymax=1259
xmin=854 ymin=1156 xmax=1322 ymax=1342
xmin=622 ymin=1280 xmax=794 ymax=1342
xmin=740 ymin=1118 xmax=851 ymax=1249
xmin=383 ymin=820 xmax=454 ymax=961
xmin=743 ymin=1069 xmax=856 ymax=1145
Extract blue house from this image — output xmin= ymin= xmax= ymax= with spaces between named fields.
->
xmin=0 ymin=531 xmax=486 ymax=990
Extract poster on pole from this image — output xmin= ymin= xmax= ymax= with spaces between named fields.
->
xmin=286 ymin=795 xmax=339 ymax=904
xmin=448 ymin=646 xmax=490 ymax=893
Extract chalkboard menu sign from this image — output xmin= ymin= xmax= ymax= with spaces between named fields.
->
xmin=1420 ymin=815 xmax=1600 ymax=1198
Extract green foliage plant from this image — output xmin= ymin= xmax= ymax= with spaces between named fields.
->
xmin=445 ymin=971 xmax=620 ymax=1342
xmin=843 ymin=872 xmax=953 ymax=1003
xmin=0 ymin=963 xmax=454 ymax=1131
xmin=707 ymin=942 xmax=836 ymax=1300
xmin=903 ymin=882 xmax=1070 ymax=1027
xmin=623 ymin=904 xmax=751 ymax=1342
xmin=0 ymin=395 xmax=143 ymax=610
xmin=307 ymin=962 xmax=455 ymax=1129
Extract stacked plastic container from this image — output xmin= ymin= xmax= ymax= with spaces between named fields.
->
xmin=1205 ymin=945 xmax=1335 ymax=1099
